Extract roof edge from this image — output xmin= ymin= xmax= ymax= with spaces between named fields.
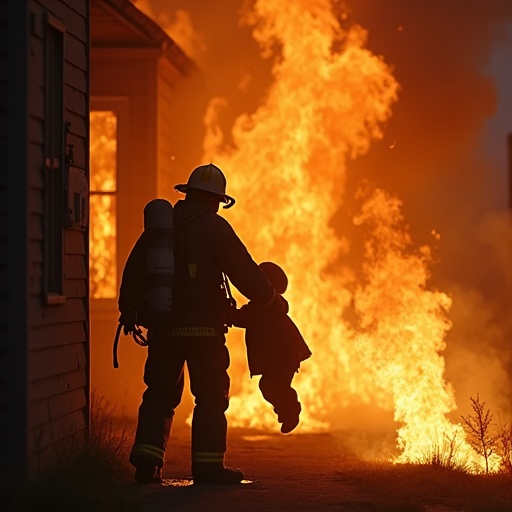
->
xmin=93 ymin=0 xmax=197 ymax=75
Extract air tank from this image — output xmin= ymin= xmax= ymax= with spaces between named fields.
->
xmin=143 ymin=198 xmax=174 ymax=326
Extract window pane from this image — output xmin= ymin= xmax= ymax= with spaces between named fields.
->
xmin=90 ymin=111 xmax=117 ymax=192
xmin=90 ymin=110 xmax=118 ymax=299
xmin=89 ymin=194 xmax=117 ymax=299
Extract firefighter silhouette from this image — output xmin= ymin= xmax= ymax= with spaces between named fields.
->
xmin=118 ymin=164 xmax=287 ymax=484
xmin=230 ymin=261 xmax=312 ymax=434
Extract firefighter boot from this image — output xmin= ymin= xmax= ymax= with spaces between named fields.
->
xmin=193 ymin=467 xmax=244 ymax=485
xmin=134 ymin=463 xmax=163 ymax=484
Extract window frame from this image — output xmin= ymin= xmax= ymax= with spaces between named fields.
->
xmin=43 ymin=13 xmax=66 ymax=305
xmin=89 ymin=97 xmax=129 ymax=308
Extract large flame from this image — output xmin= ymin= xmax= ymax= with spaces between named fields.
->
xmin=202 ymin=0 xmax=398 ymax=429
xmin=350 ymin=185 xmax=497 ymax=469
xmin=197 ymin=1 xmax=499 ymax=471
xmin=125 ymin=0 xmax=509 ymax=472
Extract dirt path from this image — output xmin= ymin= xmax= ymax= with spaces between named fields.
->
xmin=122 ymin=425 xmax=511 ymax=512
xmin=127 ymin=427 xmax=357 ymax=511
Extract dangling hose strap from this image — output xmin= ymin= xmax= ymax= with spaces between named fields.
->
xmin=113 ymin=323 xmax=148 ymax=369
xmin=113 ymin=323 xmax=122 ymax=369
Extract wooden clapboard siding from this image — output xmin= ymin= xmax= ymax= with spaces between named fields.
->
xmin=24 ymin=0 xmax=89 ymax=471
xmin=31 ymin=321 xmax=86 ymax=350
xmin=28 ymin=395 xmax=87 ymax=457
xmin=29 ymin=343 xmax=86 ymax=385
xmin=30 ymin=367 xmax=87 ymax=403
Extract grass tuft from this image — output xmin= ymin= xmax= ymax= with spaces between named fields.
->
xmin=1 ymin=390 xmax=139 ymax=511
xmin=417 ymin=433 xmax=471 ymax=474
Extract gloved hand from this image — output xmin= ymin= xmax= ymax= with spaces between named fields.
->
xmin=119 ymin=311 xmax=137 ymax=335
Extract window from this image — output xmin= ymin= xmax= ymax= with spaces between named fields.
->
xmin=44 ymin=15 xmax=65 ymax=303
xmin=89 ymin=111 xmax=117 ymax=299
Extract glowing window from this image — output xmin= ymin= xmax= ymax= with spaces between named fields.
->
xmin=89 ymin=111 xmax=117 ymax=299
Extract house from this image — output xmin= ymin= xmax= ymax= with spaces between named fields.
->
xmin=0 ymin=0 xmax=198 ymax=475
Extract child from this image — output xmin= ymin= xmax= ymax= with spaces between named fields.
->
xmin=230 ymin=261 xmax=311 ymax=433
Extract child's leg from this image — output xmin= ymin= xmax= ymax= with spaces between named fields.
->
xmin=259 ymin=366 xmax=301 ymax=432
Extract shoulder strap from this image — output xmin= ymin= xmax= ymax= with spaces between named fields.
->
xmin=222 ymin=273 xmax=236 ymax=308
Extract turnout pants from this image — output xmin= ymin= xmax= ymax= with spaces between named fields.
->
xmin=129 ymin=332 xmax=230 ymax=474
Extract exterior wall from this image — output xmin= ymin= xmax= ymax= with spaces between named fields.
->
xmin=25 ymin=0 xmax=89 ymax=468
xmin=0 ymin=0 xmax=30 ymax=474
xmin=90 ymin=48 xmax=159 ymax=414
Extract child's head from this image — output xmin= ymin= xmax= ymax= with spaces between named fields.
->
xmin=259 ymin=261 xmax=288 ymax=294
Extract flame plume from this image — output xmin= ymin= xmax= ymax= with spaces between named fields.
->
xmin=129 ymin=0 xmax=508 ymax=471
xmin=352 ymin=185 xmax=455 ymax=460
xmin=199 ymin=1 xmax=498 ymax=471
xmin=203 ymin=0 xmax=398 ymax=429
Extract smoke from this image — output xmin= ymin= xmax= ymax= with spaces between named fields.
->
xmin=341 ymin=0 xmax=512 ymax=417
xmin=133 ymin=0 xmax=274 ymax=149
xmin=130 ymin=0 xmax=512 ymax=429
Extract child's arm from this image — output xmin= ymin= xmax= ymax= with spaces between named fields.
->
xmin=230 ymin=304 xmax=250 ymax=328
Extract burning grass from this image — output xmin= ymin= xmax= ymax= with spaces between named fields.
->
xmin=417 ymin=432 xmax=472 ymax=474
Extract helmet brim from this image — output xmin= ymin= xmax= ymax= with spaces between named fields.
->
xmin=174 ymin=183 xmax=188 ymax=194
xmin=174 ymin=184 xmax=236 ymax=209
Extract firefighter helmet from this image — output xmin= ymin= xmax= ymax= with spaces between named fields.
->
xmin=259 ymin=261 xmax=288 ymax=295
xmin=174 ymin=163 xmax=236 ymax=209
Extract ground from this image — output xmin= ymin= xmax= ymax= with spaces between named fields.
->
xmin=123 ymin=424 xmax=512 ymax=512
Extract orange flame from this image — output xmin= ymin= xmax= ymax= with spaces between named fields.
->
xmin=198 ymin=1 xmax=500 ymax=472
xmin=126 ymin=0 xmax=507 ymax=472
xmin=89 ymin=111 xmax=118 ymax=299
xmin=202 ymin=1 xmax=398 ymax=428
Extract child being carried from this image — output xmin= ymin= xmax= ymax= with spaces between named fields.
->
xmin=230 ymin=261 xmax=312 ymax=434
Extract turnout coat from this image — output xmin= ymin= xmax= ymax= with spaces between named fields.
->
xmin=118 ymin=198 xmax=276 ymax=332
xmin=231 ymin=301 xmax=312 ymax=377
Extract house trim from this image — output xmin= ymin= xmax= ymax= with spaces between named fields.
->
xmin=5 ymin=0 xmax=29 ymax=474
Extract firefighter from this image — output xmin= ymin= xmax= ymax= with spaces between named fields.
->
xmin=118 ymin=163 xmax=285 ymax=485
xmin=229 ymin=261 xmax=312 ymax=434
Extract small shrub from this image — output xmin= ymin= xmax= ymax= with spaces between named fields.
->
xmin=460 ymin=394 xmax=498 ymax=474
xmin=88 ymin=389 xmax=134 ymax=481
xmin=495 ymin=415 xmax=512 ymax=475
